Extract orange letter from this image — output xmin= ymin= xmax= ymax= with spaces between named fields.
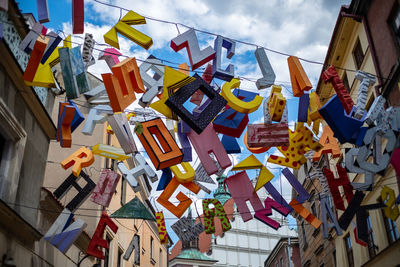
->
xmin=157 ymin=177 xmax=200 ymax=218
xmin=61 ymin=147 xmax=94 ymax=177
xmin=287 ymin=56 xmax=312 ymax=97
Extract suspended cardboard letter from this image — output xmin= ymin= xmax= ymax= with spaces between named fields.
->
xmin=324 ymin=165 xmax=354 ymax=211
xmin=255 ymin=47 xmax=275 ymax=89
xmin=225 ymin=171 xmax=264 ymax=222
xmin=150 ymin=66 xmax=195 ymax=120
xmin=72 ymin=0 xmax=84 ymax=33
xmin=44 ymin=208 xmax=86 ymax=253
xmin=92 ymin=144 xmax=130 ymax=161
xmin=254 ymin=197 xmax=290 ymax=230
xmin=107 ymin=113 xmax=137 ymax=154
xmin=37 ymin=0 xmax=50 ymax=23
xmin=247 ymin=123 xmax=289 ymax=148
xmin=91 ymin=169 xmax=121 ymax=207
xmin=212 ymin=36 xmax=235 ymax=81
xmin=345 ymin=148 xmax=374 ymax=191
xmin=290 ymin=199 xmax=322 ymax=228
xmin=124 ymin=234 xmax=140 ymax=264
xmin=170 ymin=162 xmax=195 ymax=183
xmin=56 ymin=102 xmax=75 ymax=148
xmin=213 ymin=106 xmax=249 ymax=138
xmin=82 ymin=105 xmax=113 ymax=135
xmin=53 ymin=171 xmax=96 ymax=212
xmin=139 ymin=55 xmax=164 ymax=107
xmin=321 ymin=65 xmax=354 ymax=114
xmin=221 ymin=135 xmax=241 ymax=154
xmin=313 ymin=125 xmax=341 ymax=161
xmin=41 ymin=32 xmax=62 ymax=64
xmin=298 ymin=93 xmax=309 ymax=122
xmin=86 ymin=212 xmax=118 ymax=259
xmin=59 ymin=47 xmax=90 ymax=99
xmin=157 ymin=177 xmax=200 ymax=218
xmin=98 ymin=48 xmax=122 ymax=70
xmin=287 ymin=56 xmax=312 ymax=97
xmin=103 ymin=57 xmax=144 ymax=112
xmin=156 ymin=212 xmax=168 ymax=244
xmin=23 ymin=36 xmax=48 ymax=83
xmin=156 ymin=168 xmax=173 ymax=191
xmin=231 ymin=154 xmax=274 ymax=192
xmin=177 ymin=120 xmax=193 ymax=162
xmin=61 ymin=147 xmax=94 ymax=177
xmin=172 ymin=214 xmax=204 ymax=242
xmin=165 ymin=73 xmax=227 ymax=134
xmin=221 ymin=79 xmax=262 ymax=113
xmin=104 ymin=10 xmax=153 ymax=50
xmin=338 ymin=191 xmax=385 ymax=243
xmin=319 ymin=95 xmax=364 ymax=144
xmin=19 ymin=22 xmax=46 ymax=54
xmin=82 ymin=33 xmax=95 ymax=68
xmin=353 ymin=71 xmax=376 ymax=119
xmin=357 ymin=127 xmax=396 ymax=174
xmin=118 ymin=153 xmax=157 ymax=192
xmin=203 ymin=199 xmax=231 ymax=234
xmin=320 ymin=196 xmax=342 ymax=238
xmin=381 ymin=186 xmax=400 ymax=221
xmin=137 ymin=118 xmax=183 ymax=170
xmin=190 ymin=63 xmax=213 ymax=105
xmin=170 ymin=28 xmax=216 ymax=70
xmin=187 ymin=124 xmax=232 ymax=175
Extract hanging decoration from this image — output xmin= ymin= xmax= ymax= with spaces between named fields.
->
xmin=170 ymin=28 xmax=215 ymax=71
xmin=86 ymin=211 xmax=119 ymax=259
xmin=91 ymin=169 xmax=121 ymax=207
xmin=111 ymin=197 xmax=156 ymax=220
xmin=202 ymin=199 xmax=231 ymax=234
xmin=21 ymin=2 xmax=400 ymax=259
xmin=104 ymin=10 xmax=153 ymax=50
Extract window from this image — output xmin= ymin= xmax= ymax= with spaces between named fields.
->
xmin=333 ymin=249 xmax=336 ymax=267
xmin=353 ymin=38 xmax=365 ymax=69
xmin=0 ymin=133 xmax=5 ymax=166
xmin=117 ymin=248 xmax=123 ymax=267
xmin=280 ymin=257 xmax=283 ymax=267
xmin=150 ymin=236 xmax=154 ymax=260
xmin=382 ymin=209 xmax=400 ymax=244
xmin=104 ymin=235 xmax=112 ymax=267
xmin=301 ymin=221 xmax=307 ymax=249
xmin=311 ymin=202 xmax=317 ymax=217
xmin=342 ymin=72 xmax=351 ymax=93
xmin=389 ymin=3 xmax=400 ymax=44
xmin=120 ymin=177 xmax=126 ymax=206
xmin=366 ymin=215 xmax=377 ymax=258
xmin=105 ymin=133 xmax=112 ymax=169
xmin=344 ymin=234 xmax=354 ymax=267
xmin=159 ymin=249 xmax=162 ymax=267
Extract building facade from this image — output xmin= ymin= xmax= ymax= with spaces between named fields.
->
xmin=312 ymin=2 xmax=400 ymax=266
xmin=264 ymin=237 xmax=301 ymax=267
xmin=294 ymin=157 xmax=337 ymax=267
xmin=0 ymin=1 xmax=57 ymax=266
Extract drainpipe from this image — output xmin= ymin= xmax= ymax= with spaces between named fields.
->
xmin=287 ymin=237 xmax=292 ymax=267
xmin=341 ymin=12 xmax=383 ymax=96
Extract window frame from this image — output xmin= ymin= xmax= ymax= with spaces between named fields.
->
xmin=366 ymin=215 xmax=377 ymax=258
xmin=0 ymin=98 xmax=27 ymax=203
xmin=352 ymin=38 xmax=365 ymax=69
xmin=344 ymin=234 xmax=354 ymax=267
xmin=389 ymin=2 xmax=400 ymax=46
xmin=381 ymin=208 xmax=400 ymax=245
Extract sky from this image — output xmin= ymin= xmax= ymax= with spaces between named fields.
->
xmin=19 ymin=0 xmax=350 ymax=246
